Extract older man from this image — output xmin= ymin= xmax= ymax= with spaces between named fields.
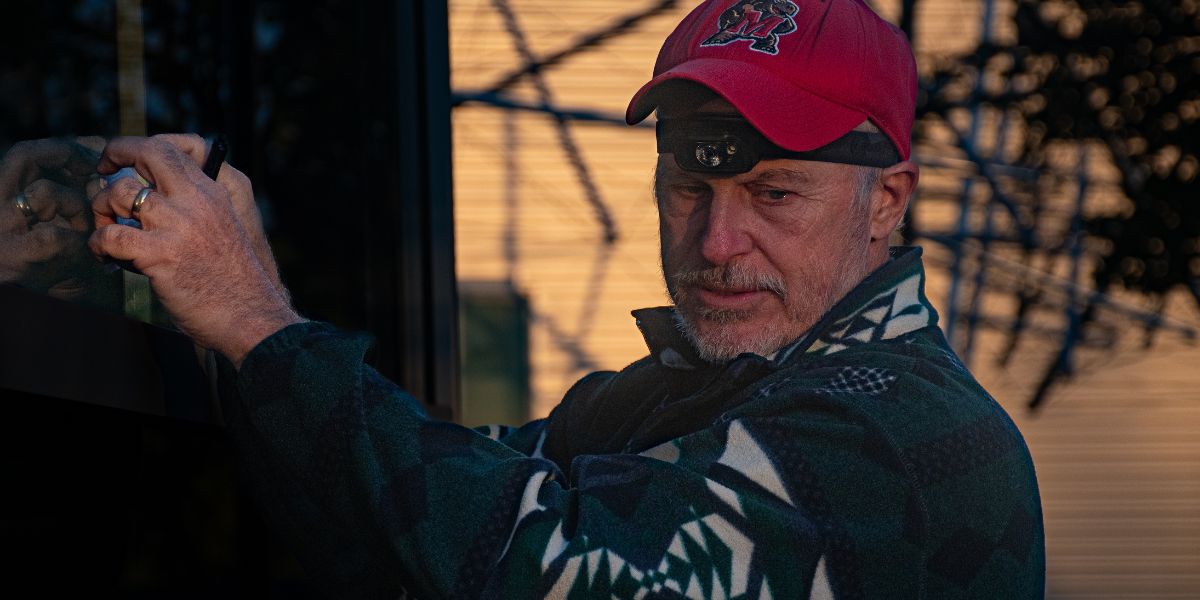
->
xmin=88 ymin=0 xmax=1043 ymax=598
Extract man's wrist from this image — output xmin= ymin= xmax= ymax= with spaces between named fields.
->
xmin=224 ymin=304 xmax=306 ymax=369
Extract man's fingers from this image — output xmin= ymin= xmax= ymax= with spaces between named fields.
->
xmin=143 ymin=135 xmax=244 ymax=198
xmin=151 ymin=134 xmax=241 ymax=193
xmin=0 ymin=138 xmax=100 ymax=198
xmin=24 ymin=224 xmax=89 ymax=264
xmin=85 ymin=177 xmax=105 ymax=202
xmin=218 ymin=162 xmax=253 ymax=195
xmin=58 ymin=139 xmax=103 ymax=181
xmin=4 ymin=224 xmax=78 ymax=265
xmin=24 ymin=179 xmax=88 ymax=224
xmin=90 ymin=175 xmax=141 ymax=220
xmin=75 ymin=136 xmax=107 ymax=154
xmin=97 ymin=136 xmax=199 ymax=193
xmin=0 ymin=140 xmax=59 ymax=201
xmin=89 ymin=223 xmax=151 ymax=263
xmin=150 ymin=133 xmax=209 ymax=165
xmin=91 ymin=175 xmax=162 ymax=227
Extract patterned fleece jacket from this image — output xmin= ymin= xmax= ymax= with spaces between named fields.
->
xmin=222 ymin=246 xmax=1045 ymax=599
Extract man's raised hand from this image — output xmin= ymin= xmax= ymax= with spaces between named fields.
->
xmin=89 ymin=134 xmax=302 ymax=366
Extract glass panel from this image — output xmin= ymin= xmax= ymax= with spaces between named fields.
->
xmin=0 ymin=2 xmax=125 ymax=314
xmin=2 ymin=0 xmax=250 ymax=324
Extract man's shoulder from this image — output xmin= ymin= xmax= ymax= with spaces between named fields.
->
xmin=540 ymin=354 xmax=668 ymax=468
xmin=733 ymin=327 xmax=1029 ymax=466
xmin=561 ymin=354 xmax=660 ymax=399
xmin=775 ymin=327 xmax=994 ymax=413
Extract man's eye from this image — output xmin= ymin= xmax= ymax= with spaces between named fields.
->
xmin=760 ymin=189 xmax=791 ymax=201
xmin=673 ymin=184 xmax=708 ymax=196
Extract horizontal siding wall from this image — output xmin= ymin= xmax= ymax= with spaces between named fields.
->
xmin=450 ymin=2 xmax=1200 ymax=598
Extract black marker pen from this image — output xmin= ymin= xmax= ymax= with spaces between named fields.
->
xmin=202 ymin=134 xmax=228 ymax=180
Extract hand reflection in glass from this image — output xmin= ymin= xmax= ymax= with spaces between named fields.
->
xmin=0 ymin=137 xmax=117 ymax=302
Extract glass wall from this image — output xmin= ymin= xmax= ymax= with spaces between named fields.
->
xmin=2 ymin=0 xmax=457 ymax=592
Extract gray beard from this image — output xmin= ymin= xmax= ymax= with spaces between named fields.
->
xmin=671 ymin=297 xmax=814 ymax=363
xmin=668 ymin=261 xmax=866 ymax=363
xmin=666 ymin=262 xmax=792 ymax=362
xmin=670 ymin=310 xmax=787 ymax=362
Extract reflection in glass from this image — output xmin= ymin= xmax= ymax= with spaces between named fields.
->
xmin=0 ymin=138 xmax=122 ymax=310
xmin=0 ymin=137 xmax=121 ymax=309
xmin=2 ymin=2 xmax=124 ymax=313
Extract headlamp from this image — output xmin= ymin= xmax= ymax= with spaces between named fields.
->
xmin=656 ymin=117 xmax=900 ymax=174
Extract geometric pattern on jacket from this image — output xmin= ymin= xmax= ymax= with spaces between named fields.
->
xmin=224 ymin=246 xmax=1045 ymax=599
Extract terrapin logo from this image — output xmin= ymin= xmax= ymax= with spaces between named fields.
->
xmin=700 ymin=0 xmax=800 ymax=55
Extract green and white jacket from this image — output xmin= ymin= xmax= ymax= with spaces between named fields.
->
xmin=224 ymin=246 xmax=1044 ymax=599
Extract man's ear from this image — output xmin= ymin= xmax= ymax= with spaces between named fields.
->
xmin=870 ymin=160 xmax=919 ymax=241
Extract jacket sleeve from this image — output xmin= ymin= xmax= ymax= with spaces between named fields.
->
xmin=224 ymin=322 xmax=908 ymax=599
xmin=471 ymin=419 xmax=550 ymax=458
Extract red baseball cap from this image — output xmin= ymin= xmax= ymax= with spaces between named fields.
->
xmin=626 ymin=0 xmax=917 ymax=161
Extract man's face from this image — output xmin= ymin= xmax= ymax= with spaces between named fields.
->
xmin=657 ymin=113 xmax=879 ymax=362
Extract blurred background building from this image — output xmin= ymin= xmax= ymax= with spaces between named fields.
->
xmin=449 ymin=1 xmax=1200 ymax=598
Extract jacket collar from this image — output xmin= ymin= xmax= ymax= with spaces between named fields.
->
xmin=633 ymin=246 xmax=939 ymax=371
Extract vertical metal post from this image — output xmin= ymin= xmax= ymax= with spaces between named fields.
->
xmin=503 ymin=113 xmax=520 ymax=282
xmin=943 ymin=0 xmax=995 ymax=352
xmin=391 ymin=0 xmax=460 ymax=419
xmin=897 ymin=0 xmax=918 ymax=244
xmin=1030 ymin=144 xmax=1090 ymax=410
xmin=1061 ymin=145 xmax=1090 ymax=374
xmin=961 ymin=111 xmax=1011 ymax=364
xmin=115 ymin=0 xmax=153 ymax=322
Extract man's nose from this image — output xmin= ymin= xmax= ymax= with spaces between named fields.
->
xmin=700 ymin=190 xmax=753 ymax=265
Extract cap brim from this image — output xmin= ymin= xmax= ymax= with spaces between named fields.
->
xmin=626 ymin=58 xmax=868 ymax=153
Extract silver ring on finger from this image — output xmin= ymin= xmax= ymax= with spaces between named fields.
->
xmin=131 ymin=186 xmax=153 ymax=216
xmin=13 ymin=192 xmax=34 ymax=218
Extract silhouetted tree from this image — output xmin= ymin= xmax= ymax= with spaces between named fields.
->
xmin=917 ymin=0 xmax=1199 ymax=407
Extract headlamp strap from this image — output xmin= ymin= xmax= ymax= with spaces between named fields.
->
xmin=656 ymin=117 xmax=900 ymax=174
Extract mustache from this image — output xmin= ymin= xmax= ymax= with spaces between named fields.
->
xmin=671 ymin=263 xmax=787 ymax=298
